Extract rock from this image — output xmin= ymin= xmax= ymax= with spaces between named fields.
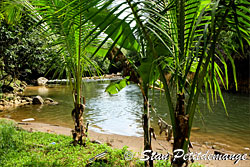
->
xmin=212 ymin=145 xmax=217 ymax=149
xmin=21 ymin=100 xmax=26 ymax=103
xmin=0 ymin=99 xmax=8 ymax=106
xmin=37 ymin=77 xmax=48 ymax=86
xmin=91 ymin=140 xmax=102 ymax=144
xmin=22 ymin=118 xmax=35 ymax=122
xmin=14 ymin=100 xmax=20 ymax=105
xmin=44 ymin=98 xmax=58 ymax=105
xmin=44 ymin=98 xmax=54 ymax=102
xmin=32 ymin=96 xmax=44 ymax=104
xmin=25 ymin=97 xmax=33 ymax=102
xmin=6 ymin=93 xmax=14 ymax=100
xmin=19 ymin=102 xmax=29 ymax=106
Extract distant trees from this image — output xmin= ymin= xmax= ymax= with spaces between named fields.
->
xmin=0 ymin=0 xmax=59 ymax=85
xmin=0 ymin=15 xmax=58 ymax=84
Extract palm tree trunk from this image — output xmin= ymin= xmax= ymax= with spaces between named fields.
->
xmin=172 ymin=93 xmax=189 ymax=167
xmin=72 ymin=96 xmax=86 ymax=146
xmin=142 ymin=87 xmax=153 ymax=167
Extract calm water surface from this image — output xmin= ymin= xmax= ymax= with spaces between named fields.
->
xmin=1 ymin=80 xmax=249 ymax=153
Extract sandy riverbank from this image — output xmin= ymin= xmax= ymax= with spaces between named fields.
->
xmin=1 ymin=118 xmax=249 ymax=167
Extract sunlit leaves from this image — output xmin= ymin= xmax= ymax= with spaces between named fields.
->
xmin=105 ymin=76 xmax=130 ymax=94
xmin=84 ymin=7 xmax=140 ymax=52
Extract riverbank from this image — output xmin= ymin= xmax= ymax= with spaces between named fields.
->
xmin=0 ymin=119 xmax=145 ymax=167
xmin=0 ymin=74 xmax=123 ymax=112
xmin=1 ymin=118 xmax=249 ymax=167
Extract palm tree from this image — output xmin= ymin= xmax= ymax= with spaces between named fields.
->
xmin=24 ymin=0 xmax=249 ymax=166
xmin=23 ymin=0 xmax=106 ymax=145
xmin=51 ymin=0 xmax=248 ymax=165
xmin=0 ymin=0 xmax=24 ymax=25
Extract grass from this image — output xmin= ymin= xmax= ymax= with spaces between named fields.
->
xmin=0 ymin=119 xmax=204 ymax=167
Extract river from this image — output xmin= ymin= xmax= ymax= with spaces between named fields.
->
xmin=1 ymin=79 xmax=249 ymax=153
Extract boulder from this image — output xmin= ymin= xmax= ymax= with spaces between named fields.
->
xmin=25 ymin=97 xmax=33 ymax=103
xmin=21 ymin=100 xmax=27 ymax=103
xmin=44 ymin=98 xmax=54 ymax=102
xmin=44 ymin=98 xmax=58 ymax=105
xmin=37 ymin=77 xmax=48 ymax=86
xmin=0 ymin=99 xmax=8 ymax=106
xmin=14 ymin=100 xmax=20 ymax=105
xmin=32 ymin=96 xmax=44 ymax=104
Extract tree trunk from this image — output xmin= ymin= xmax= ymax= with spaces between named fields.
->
xmin=142 ymin=95 xmax=153 ymax=167
xmin=172 ymin=93 xmax=189 ymax=167
xmin=72 ymin=101 xmax=86 ymax=146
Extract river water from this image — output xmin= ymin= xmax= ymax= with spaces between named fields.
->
xmin=1 ymin=79 xmax=249 ymax=153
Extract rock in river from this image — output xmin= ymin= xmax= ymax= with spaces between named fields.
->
xmin=32 ymin=96 xmax=44 ymax=105
xmin=44 ymin=98 xmax=59 ymax=105
xmin=37 ymin=77 xmax=48 ymax=86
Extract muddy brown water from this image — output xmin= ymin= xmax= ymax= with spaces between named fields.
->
xmin=1 ymin=79 xmax=249 ymax=153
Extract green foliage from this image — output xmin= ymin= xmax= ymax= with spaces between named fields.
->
xmin=0 ymin=0 xmax=23 ymax=25
xmin=0 ymin=120 xmax=20 ymax=150
xmin=0 ymin=119 xmax=190 ymax=167
xmin=0 ymin=14 xmax=59 ymax=83
xmin=138 ymin=57 xmax=160 ymax=87
xmin=0 ymin=120 xmax=133 ymax=166
xmin=105 ymin=76 xmax=130 ymax=94
xmin=84 ymin=6 xmax=140 ymax=52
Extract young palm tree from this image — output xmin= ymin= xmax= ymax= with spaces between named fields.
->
xmin=156 ymin=0 xmax=249 ymax=166
xmin=23 ymin=0 xmax=104 ymax=145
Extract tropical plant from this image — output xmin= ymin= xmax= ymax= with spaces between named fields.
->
xmin=0 ymin=0 xmax=23 ymax=25
xmin=62 ymin=0 xmax=249 ymax=166
xmin=22 ymin=0 xmax=111 ymax=145
xmin=22 ymin=0 xmax=249 ymax=166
